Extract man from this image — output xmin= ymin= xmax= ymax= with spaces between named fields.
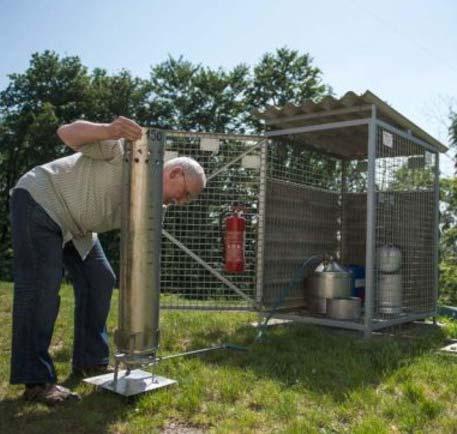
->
xmin=9 ymin=116 xmax=206 ymax=404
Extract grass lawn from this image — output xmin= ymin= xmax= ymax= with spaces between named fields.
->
xmin=1 ymin=281 xmax=457 ymax=434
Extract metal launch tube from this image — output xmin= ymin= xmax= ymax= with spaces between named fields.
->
xmin=115 ymin=129 xmax=164 ymax=357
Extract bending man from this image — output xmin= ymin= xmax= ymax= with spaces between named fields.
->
xmin=9 ymin=117 xmax=206 ymax=404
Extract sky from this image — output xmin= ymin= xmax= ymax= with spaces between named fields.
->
xmin=1 ymin=0 xmax=456 ymax=175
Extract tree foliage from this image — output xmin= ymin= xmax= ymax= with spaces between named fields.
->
xmin=150 ymin=56 xmax=250 ymax=132
xmin=0 ymin=48 xmax=455 ymax=306
xmin=450 ymin=110 xmax=457 ymax=164
xmin=438 ymin=111 xmax=457 ymax=305
xmin=440 ymin=177 xmax=457 ymax=304
xmin=0 ymin=47 xmax=329 ymax=280
xmin=0 ymin=51 xmax=154 ymax=278
xmin=245 ymin=47 xmax=331 ymax=131
xmin=246 ymin=47 xmax=330 ymax=109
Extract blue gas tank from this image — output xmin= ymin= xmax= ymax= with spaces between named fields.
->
xmin=346 ymin=264 xmax=365 ymax=302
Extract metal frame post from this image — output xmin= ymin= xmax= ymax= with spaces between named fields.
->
xmin=433 ymin=151 xmax=440 ymax=312
xmin=364 ymin=105 xmax=377 ymax=337
xmin=149 ymin=129 xmax=165 ymax=349
xmin=255 ymin=140 xmax=268 ymax=308
xmin=340 ymin=160 xmax=347 ymax=262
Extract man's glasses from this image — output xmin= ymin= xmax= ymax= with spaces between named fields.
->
xmin=181 ymin=172 xmax=198 ymax=203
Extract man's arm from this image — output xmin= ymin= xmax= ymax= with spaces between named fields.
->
xmin=57 ymin=116 xmax=143 ymax=151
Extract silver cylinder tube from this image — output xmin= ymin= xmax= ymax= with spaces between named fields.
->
xmin=115 ymin=129 xmax=164 ymax=357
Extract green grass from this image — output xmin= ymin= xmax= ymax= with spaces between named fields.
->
xmin=1 ymin=281 xmax=457 ymax=434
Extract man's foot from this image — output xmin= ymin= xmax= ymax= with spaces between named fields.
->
xmin=23 ymin=384 xmax=81 ymax=405
xmin=71 ymin=364 xmax=115 ymax=378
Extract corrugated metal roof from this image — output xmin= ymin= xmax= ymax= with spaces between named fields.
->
xmin=253 ymin=90 xmax=448 ymax=155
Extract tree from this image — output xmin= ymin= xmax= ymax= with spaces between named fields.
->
xmin=149 ymin=56 xmax=249 ymax=132
xmin=436 ymin=110 xmax=457 ymax=305
xmin=0 ymin=48 xmax=332 ymax=282
xmin=450 ymin=110 xmax=457 ymax=164
xmin=86 ymin=68 xmax=152 ymax=123
xmin=0 ymin=51 xmax=93 ymax=278
xmin=0 ymin=51 xmax=153 ymax=279
xmin=245 ymin=46 xmax=331 ymax=131
xmin=439 ymin=177 xmax=457 ymax=304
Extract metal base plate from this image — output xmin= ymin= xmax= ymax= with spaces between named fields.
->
xmin=439 ymin=343 xmax=457 ymax=355
xmin=251 ymin=318 xmax=293 ymax=327
xmin=84 ymin=369 xmax=177 ymax=396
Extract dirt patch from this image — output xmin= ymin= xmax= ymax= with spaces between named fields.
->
xmin=161 ymin=422 xmax=206 ymax=434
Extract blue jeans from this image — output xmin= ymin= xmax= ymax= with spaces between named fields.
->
xmin=9 ymin=189 xmax=116 ymax=385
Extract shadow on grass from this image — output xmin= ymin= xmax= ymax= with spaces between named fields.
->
xmin=0 ymin=382 xmax=141 ymax=434
xmin=179 ymin=318 xmax=448 ymax=402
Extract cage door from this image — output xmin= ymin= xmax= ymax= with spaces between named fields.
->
xmin=160 ymin=131 xmax=267 ymax=311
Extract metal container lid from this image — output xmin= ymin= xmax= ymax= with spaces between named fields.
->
xmin=315 ymin=258 xmax=349 ymax=274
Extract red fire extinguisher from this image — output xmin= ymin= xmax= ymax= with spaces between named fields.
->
xmin=222 ymin=205 xmax=247 ymax=273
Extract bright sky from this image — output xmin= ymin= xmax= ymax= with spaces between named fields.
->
xmin=1 ymin=0 xmax=456 ymax=175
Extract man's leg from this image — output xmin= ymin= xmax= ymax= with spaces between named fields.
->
xmin=63 ymin=239 xmax=115 ymax=371
xmin=9 ymin=189 xmax=64 ymax=385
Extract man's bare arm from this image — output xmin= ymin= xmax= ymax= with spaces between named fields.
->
xmin=57 ymin=116 xmax=143 ymax=151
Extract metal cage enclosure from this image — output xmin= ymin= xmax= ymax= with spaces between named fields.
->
xmin=159 ymin=91 xmax=446 ymax=335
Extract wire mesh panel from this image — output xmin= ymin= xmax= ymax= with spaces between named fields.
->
xmin=161 ymin=133 xmax=263 ymax=310
xmin=260 ymin=123 xmax=439 ymax=331
xmin=341 ymin=193 xmax=367 ymax=267
xmin=262 ymin=140 xmax=342 ymax=310
xmin=374 ymin=127 xmax=437 ymax=321
xmin=157 ymin=121 xmax=440 ymax=333
xmin=342 ymin=160 xmax=368 ymax=267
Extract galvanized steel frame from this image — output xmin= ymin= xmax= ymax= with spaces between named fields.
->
xmin=374 ymin=119 xmax=439 ymax=154
xmin=161 ymin=133 xmax=267 ymax=309
xmin=364 ymin=105 xmax=377 ymax=337
xmin=157 ymin=116 xmax=440 ymax=335
xmin=264 ymin=118 xmax=370 ymax=138
xmin=255 ymin=141 xmax=268 ymax=308
xmin=264 ymin=105 xmax=373 ymax=126
xmin=372 ymin=117 xmax=439 ymax=323
xmin=434 ymin=151 xmax=440 ymax=305
xmin=264 ymin=107 xmax=440 ymax=335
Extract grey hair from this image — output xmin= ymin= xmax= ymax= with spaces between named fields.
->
xmin=164 ymin=156 xmax=206 ymax=188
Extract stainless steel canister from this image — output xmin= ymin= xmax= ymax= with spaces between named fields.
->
xmin=377 ymin=245 xmax=402 ymax=273
xmin=115 ymin=129 xmax=164 ymax=357
xmin=378 ymin=273 xmax=402 ymax=314
xmin=305 ymin=258 xmax=352 ymax=314
xmin=327 ymin=297 xmax=361 ymax=321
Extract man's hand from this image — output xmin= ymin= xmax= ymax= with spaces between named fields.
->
xmin=107 ymin=116 xmax=143 ymax=142
xmin=58 ymin=117 xmax=143 ymax=151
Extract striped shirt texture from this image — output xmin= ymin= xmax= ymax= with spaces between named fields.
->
xmin=12 ymin=140 xmax=124 ymax=260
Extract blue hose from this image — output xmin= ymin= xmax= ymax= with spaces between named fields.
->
xmin=221 ymin=255 xmax=322 ymax=350
xmin=255 ymin=255 xmax=323 ymax=342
